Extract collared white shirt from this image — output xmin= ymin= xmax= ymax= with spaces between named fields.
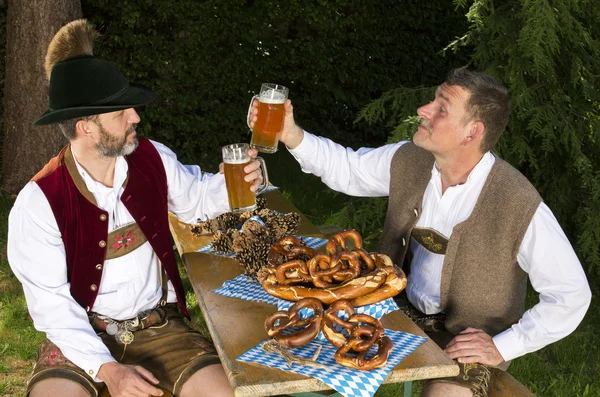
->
xmin=8 ymin=140 xmax=229 ymax=380
xmin=289 ymin=131 xmax=591 ymax=362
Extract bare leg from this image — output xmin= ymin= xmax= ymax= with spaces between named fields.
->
xmin=422 ymin=382 xmax=474 ymax=397
xmin=29 ymin=378 xmax=90 ymax=397
xmin=179 ymin=364 xmax=234 ymax=397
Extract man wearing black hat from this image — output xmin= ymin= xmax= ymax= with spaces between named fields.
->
xmin=7 ymin=20 xmax=257 ymax=397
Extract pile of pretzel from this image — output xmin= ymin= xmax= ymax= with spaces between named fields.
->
xmin=265 ymin=298 xmax=393 ymax=371
xmin=258 ymin=230 xmax=407 ymax=307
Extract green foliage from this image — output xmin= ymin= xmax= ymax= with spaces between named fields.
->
xmin=81 ymin=0 xmax=467 ymax=169
xmin=335 ymin=0 xmax=600 ymax=280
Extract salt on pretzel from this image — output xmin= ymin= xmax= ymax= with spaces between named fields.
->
xmin=264 ymin=298 xmax=324 ymax=348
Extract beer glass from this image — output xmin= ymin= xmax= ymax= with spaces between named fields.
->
xmin=222 ymin=143 xmax=269 ymax=212
xmin=247 ymin=83 xmax=288 ymax=153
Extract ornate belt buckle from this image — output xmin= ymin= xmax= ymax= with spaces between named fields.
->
xmin=115 ymin=322 xmax=135 ymax=345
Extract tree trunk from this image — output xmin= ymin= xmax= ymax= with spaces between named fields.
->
xmin=2 ymin=0 xmax=81 ymax=194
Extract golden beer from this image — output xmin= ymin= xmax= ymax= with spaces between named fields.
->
xmin=222 ymin=143 xmax=269 ymax=212
xmin=249 ymin=83 xmax=288 ymax=153
xmin=224 ymin=160 xmax=255 ymax=212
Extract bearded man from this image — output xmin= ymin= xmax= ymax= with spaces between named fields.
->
xmin=8 ymin=20 xmax=262 ymax=397
xmin=249 ymin=68 xmax=591 ymax=397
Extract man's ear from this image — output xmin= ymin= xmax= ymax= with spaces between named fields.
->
xmin=466 ymin=120 xmax=485 ymax=144
xmin=75 ymin=119 xmax=92 ymax=138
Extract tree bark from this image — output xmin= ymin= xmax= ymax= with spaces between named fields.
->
xmin=2 ymin=0 xmax=81 ymax=194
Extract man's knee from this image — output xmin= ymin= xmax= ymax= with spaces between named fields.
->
xmin=422 ymin=381 xmax=474 ymax=397
xmin=29 ymin=378 xmax=90 ymax=397
xmin=179 ymin=363 xmax=233 ymax=397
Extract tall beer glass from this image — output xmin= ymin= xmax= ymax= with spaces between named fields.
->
xmin=247 ymin=83 xmax=288 ymax=153
xmin=222 ymin=143 xmax=269 ymax=212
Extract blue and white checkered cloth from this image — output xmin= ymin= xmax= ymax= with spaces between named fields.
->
xmin=196 ymin=235 xmax=328 ymax=257
xmin=238 ymin=330 xmax=427 ymax=397
xmin=258 ymin=184 xmax=279 ymax=194
xmin=212 ymin=274 xmax=286 ymax=306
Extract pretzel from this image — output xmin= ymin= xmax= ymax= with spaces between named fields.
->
xmin=329 ymin=251 xmax=361 ymax=283
xmin=260 ymin=265 xmax=391 ymax=305
xmin=335 ymin=334 xmax=393 ymax=371
xmin=322 ymin=299 xmax=356 ymax=348
xmin=268 ymin=236 xmax=317 ymax=267
xmin=275 ymin=260 xmax=311 ymax=285
xmin=307 ymin=254 xmax=341 ymax=288
xmin=355 ymin=249 xmax=376 ymax=274
xmin=264 ymin=298 xmax=324 ymax=347
xmin=326 ymin=230 xmax=363 ymax=255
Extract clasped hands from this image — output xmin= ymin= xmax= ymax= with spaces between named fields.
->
xmin=444 ymin=327 xmax=505 ymax=366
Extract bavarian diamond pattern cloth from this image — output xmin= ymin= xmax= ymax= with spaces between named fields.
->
xmin=212 ymin=274 xmax=286 ymax=306
xmin=196 ymin=235 xmax=328 ymax=257
xmin=238 ymin=330 xmax=427 ymax=397
xmin=258 ymin=184 xmax=279 ymax=194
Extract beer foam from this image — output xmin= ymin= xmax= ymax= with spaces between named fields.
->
xmin=259 ymin=89 xmax=286 ymax=104
xmin=223 ymin=158 xmax=250 ymax=164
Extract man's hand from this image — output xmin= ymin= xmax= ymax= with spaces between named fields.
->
xmin=248 ymin=99 xmax=304 ymax=149
xmin=218 ymin=148 xmax=264 ymax=192
xmin=444 ymin=327 xmax=504 ymax=366
xmin=98 ymin=362 xmax=163 ymax=397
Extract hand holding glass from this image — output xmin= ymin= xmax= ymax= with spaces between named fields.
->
xmin=247 ymin=83 xmax=288 ymax=153
xmin=222 ymin=143 xmax=269 ymax=212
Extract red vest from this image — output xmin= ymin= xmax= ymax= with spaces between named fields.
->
xmin=34 ymin=138 xmax=189 ymax=318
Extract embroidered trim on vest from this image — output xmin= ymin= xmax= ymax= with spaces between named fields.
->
xmin=105 ymin=222 xmax=148 ymax=260
xmin=411 ymin=227 xmax=449 ymax=254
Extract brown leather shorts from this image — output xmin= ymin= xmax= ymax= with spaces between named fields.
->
xmin=28 ymin=304 xmax=221 ymax=397
xmin=396 ymin=294 xmax=507 ymax=397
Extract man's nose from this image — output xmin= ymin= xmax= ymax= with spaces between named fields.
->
xmin=417 ymin=103 xmax=432 ymax=119
xmin=126 ymin=108 xmax=141 ymax=124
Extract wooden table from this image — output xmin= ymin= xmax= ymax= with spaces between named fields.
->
xmin=169 ymin=190 xmax=459 ymax=396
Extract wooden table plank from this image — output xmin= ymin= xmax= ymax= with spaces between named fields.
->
xmin=171 ymin=189 xmax=459 ymax=396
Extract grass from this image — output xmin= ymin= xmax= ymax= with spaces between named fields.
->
xmin=1 ymin=167 xmax=599 ymax=396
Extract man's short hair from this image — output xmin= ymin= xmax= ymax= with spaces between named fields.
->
xmin=57 ymin=114 xmax=99 ymax=140
xmin=445 ymin=67 xmax=510 ymax=153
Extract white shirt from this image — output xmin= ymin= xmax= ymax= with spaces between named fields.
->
xmin=289 ymin=131 xmax=591 ymax=362
xmin=7 ymin=140 xmax=229 ymax=380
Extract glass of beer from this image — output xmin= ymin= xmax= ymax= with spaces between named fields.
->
xmin=247 ymin=83 xmax=288 ymax=153
xmin=222 ymin=143 xmax=269 ymax=213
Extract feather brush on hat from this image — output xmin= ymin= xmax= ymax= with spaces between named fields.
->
xmin=44 ymin=19 xmax=99 ymax=81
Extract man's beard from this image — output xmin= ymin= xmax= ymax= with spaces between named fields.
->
xmin=95 ymin=123 xmax=138 ymax=157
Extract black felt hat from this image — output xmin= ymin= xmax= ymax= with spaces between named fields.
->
xmin=34 ymin=55 xmax=157 ymax=126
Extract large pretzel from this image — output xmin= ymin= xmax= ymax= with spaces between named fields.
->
xmin=326 ymin=230 xmax=363 ymax=255
xmin=264 ymin=298 xmax=324 ymax=348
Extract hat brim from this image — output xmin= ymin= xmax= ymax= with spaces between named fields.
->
xmin=34 ymin=83 xmax=158 ymax=126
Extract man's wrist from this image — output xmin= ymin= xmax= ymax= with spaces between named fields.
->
xmin=285 ymin=126 xmax=304 ymax=149
xmin=97 ymin=360 xmax=119 ymax=382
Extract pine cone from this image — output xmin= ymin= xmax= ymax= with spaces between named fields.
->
xmin=212 ymin=230 xmax=233 ymax=253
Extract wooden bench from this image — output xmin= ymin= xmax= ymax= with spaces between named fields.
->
xmin=490 ymin=371 xmax=536 ymax=397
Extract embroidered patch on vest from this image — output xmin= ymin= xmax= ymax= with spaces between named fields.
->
xmin=106 ymin=222 xmax=147 ymax=260
xmin=411 ymin=227 xmax=449 ymax=254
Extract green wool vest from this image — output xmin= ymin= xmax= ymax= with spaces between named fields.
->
xmin=378 ymin=143 xmax=542 ymax=336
